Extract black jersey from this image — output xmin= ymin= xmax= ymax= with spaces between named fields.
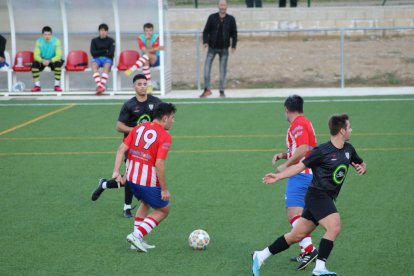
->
xmin=302 ymin=141 xmax=363 ymax=199
xmin=118 ymin=95 xmax=162 ymax=137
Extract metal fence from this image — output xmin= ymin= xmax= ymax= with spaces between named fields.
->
xmin=170 ymin=27 xmax=414 ymax=90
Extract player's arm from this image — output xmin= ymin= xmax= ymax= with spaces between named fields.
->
xmin=116 ymin=121 xmax=133 ymax=135
xmin=272 ymin=151 xmax=287 ymax=165
xmin=112 ymin=142 xmax=129 ymax=183
xmin=155 ymin=158 xmax=170 ymax=201
xmin=276 ymin=144 xmax=308 ymax=173
xmin=352 ymin=162 xmax=367 ymax=175
xmin=263 ymin=162 xmax=307 ymax=185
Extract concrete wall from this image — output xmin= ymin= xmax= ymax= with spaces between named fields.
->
xmin=169 ymin=6 xmax=414 ymax=36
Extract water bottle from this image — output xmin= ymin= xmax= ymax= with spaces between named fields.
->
xmin=17 ymin=56 xmax=23 ymax=67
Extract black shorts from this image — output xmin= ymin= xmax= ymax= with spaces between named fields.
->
xmin=301 ymin=187 xmax=338 ymax=225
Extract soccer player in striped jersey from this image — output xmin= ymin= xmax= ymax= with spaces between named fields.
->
xmin=253 ymin=113 xmax=367 ymax=276
xmin=91 ymin=74 xmax=162 ymax=219
xmin=111 ymin=102 xmax=176 ymax=252
xmin=125 ymin=23 xmax=164 ymax=93
xmin=271 ymin=95 xmax=318 ymax=270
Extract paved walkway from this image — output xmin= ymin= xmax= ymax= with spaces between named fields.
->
xmin=1 ymin=87 xmax=414 ymax=101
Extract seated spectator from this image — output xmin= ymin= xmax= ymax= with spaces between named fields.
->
xmin=0 ymin=34 xmax=8 ymax=68
xmin=90 ymin=23 xmax=115 ymax=95
xmin=125 ymin=22 xmax=164 ymax=93
xmin=31 ymin=26 xmax=63 ymax=92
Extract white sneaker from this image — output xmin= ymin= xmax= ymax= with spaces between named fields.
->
xmin=130 ymin=239 xmax=155 ymax=250
xmin=126 ymin=233 xmax=147 ymax=252
xmin=252 ymin=251 xmax=264 ymax=276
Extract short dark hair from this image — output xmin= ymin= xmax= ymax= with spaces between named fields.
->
xmin=42 ymin=26 xmax=52 ymax=34
xmin=284 ymin=95 xmax=304 ymax=113
xmin=98 ymin=23 xmax=109 ymax=31
xmin=143 ymin=23 xmax=154 ymax=30
xmin=153 ymin=103 xmax=177 ymax=120
xmin=328 ymin=113 xmax=349 ymax=135
xmin=133 ymin=74 xmax=147 ymax=83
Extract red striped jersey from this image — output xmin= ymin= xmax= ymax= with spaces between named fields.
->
xmin=286 ymin=115 xmax=317 ymax=174
xmin=123 ymin=121 xmax=171 ymax=187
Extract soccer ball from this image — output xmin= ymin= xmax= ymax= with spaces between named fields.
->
xmin=188 ymin=229 xmax=210 ymax=250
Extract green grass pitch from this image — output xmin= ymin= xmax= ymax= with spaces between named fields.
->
xmin=0 ymin=96 xmax=413 ymax=275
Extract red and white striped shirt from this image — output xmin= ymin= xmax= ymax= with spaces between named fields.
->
xmin=123 ymin=122 xmax=171 ymax=187
xmin=286 ymin=115 xmax=317 ymax=174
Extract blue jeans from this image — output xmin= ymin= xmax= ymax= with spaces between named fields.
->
xmin=203 ymin=47 xmax=229 ymax=91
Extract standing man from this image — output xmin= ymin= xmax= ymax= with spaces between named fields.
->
xmin=125 ymin=22 xmax=164 ymax=93
xmin=112 ymin=102 xmax=177 ymax=252
xmin=91 ymin=74 xmax=162 ymax=219
xmin=0 ymin=34 xmax=7 ymax=68
xmin=253 ymin=113 xmax=367 ymax=276
xmin=272 ymin=95 xmax=318 ymax=270
xmin=199 ymin=0 xmax=237 ymax=98
xmin=90 ymin=23 xmax=115 ymax=95
xmin=31 ymin=26 xmax=63 ymax=92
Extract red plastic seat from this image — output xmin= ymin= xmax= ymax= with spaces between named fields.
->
xmin=117 ymin=50 xmax=140 ymax=71
xmin=65 ymin=50 xmax=89 ymax=71
xmin=12 ymin=51 xmax=34 ymax=72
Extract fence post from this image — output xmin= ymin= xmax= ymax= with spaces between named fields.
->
xmin=196 ymin=32 xmax=201 ymax=91
xmin=340 ymin=29 xmax=345 ymax=89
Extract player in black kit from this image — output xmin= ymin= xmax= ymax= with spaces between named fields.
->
xmin=252 ymin=113 xmax=367 ymax=276
xmin=91 ymin=74 xmax=162 ymax=219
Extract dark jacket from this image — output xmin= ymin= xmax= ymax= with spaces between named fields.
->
xmin=90 ymin=36 xmax=115 ymax=59
xmin=203 ymin=12 xmax=237 ymax=49
xmin=0 ymin=34 xmax=6 ymax=59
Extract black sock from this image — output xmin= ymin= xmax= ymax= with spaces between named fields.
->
xmin=268 ymin=235 xmax=290 ymax=255
xmin=105 ymin=179 xmax=120 ymax=189
xmin=317 ymin=238 xmax=334 ymax=262
xmin=124 ymin=183 xmax=133 ymax=205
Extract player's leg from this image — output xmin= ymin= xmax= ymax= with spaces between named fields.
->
xmin=50 ymin=60 xmax=63 ymax=91
xmin=218 ymin=48 xmax=228 ymax=97
xmin=99 ymin=59 xmax=112 ymax=94
xmin=306 ymin=188 xmax=339 ymax=275
xmin=142 ymin=58 xmax=152 ymax=92
xmin=285 ymin=174 xmax=317 ymax=268
xmin=91 ymin=178 xmax=120 ymax=201
xmin=311 ymin=213 xmax=340 ymax=276
xmin=131 ymin=202 xmax=155 ymax=250
xmin=252 ymin=217 xmax=316 ymax=276
xmin=126 ymin=185 xmax=170 ymax=252
xmin=123 ymin=183 xmax=134 ymax=218
xmin=31 ymin=61 xmax=44 ymax=91
xmin=91 ymin=59 xmax=103 ymax=93
xmin=200 ymin=48 xmax=215 ymax=97
xmin=125 ymin=54 xmax=149 ymax=76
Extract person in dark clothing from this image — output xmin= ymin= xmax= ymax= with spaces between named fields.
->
xmin=199 ymin=0 xmax=237 ymax=98
xmin=279 ymin=0 xmax=298 ymax=7
xmin=0 ymin=34 xmax=7 ymax=68
xmin=252 ymin=113 xmax=367 ymax=276
xmin=246 ymin=0 xmax=262 ymax=7
xmin=90 ymin=23 xmax=115 ymax=95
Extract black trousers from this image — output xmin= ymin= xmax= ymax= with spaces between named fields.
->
xmin=246 ymin=0 xmax=262 ymax=7
xmin=279 ymin=0 xmax=298 ymax=7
